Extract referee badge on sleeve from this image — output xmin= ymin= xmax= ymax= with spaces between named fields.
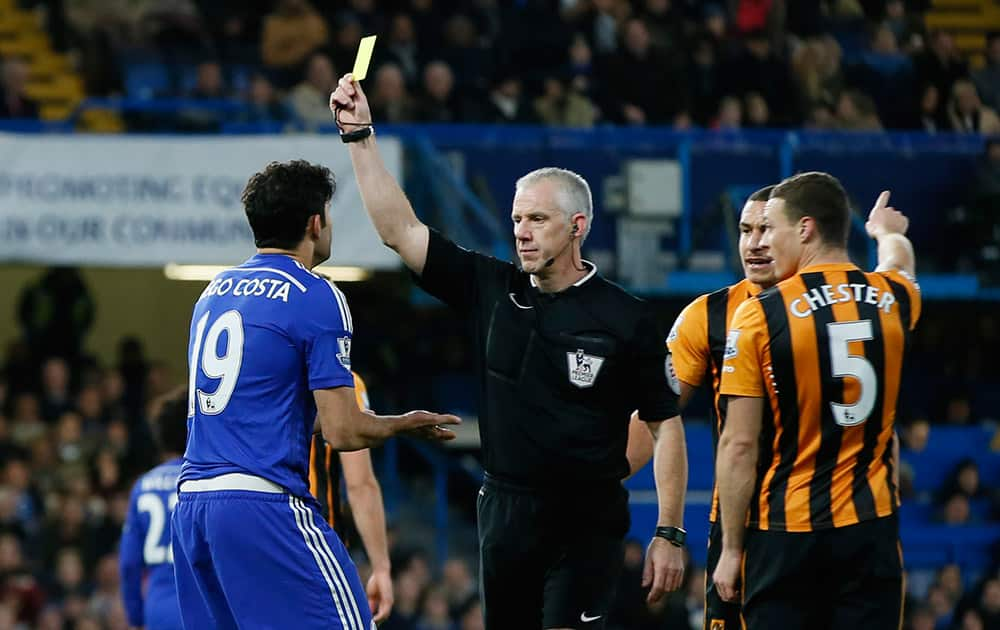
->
xmin=567 ymin=349 xmax=605 ymax=388
xmin=724 ymin=330 xmax=740 ymax=361
xmin=337 ymin=336 xmax=352 ymax=369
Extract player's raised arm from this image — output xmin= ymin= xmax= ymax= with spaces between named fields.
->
xmin=314 ymin=387 xmax=459 ymax=450
xmin=330 ymin=74 xmax=430 ymax=275
xmin=866 ymin=190 xmax=916 ymax=277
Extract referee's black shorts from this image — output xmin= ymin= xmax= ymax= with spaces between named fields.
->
xmin=743 ymin=513 xmax=904 ymax=630
xmin=477 ymin=474 xmax=629 ymax=630
xmin=704 ymin=520 xmax=741 ymax=630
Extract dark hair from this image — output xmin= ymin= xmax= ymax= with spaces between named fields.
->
xmin=242 ymin=160 xmax=336 ymax=250
xmin=769 ymin=171 xmax=851 ymax=246
xmin=155 ymin=392 xmax=189 ymax=455
xmin=748 ymin=184 xmax=775 ymax=202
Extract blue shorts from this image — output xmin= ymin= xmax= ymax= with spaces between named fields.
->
xmin=171 ymin=489 xmax=372 ymax=630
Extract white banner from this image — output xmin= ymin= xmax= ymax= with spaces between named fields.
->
xmin=0 ymin=134 xmax=403 ymax=268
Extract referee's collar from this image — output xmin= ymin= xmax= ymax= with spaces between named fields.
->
xmin=528 ymin=260 xmax=598 ymax=290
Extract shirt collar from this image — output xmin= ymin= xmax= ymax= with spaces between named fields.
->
xmin=529 ymin=260 xmax=598 ymax=289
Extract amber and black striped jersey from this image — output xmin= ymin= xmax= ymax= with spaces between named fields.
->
xmin=667 ymin=279 xmax=761 ymax=522
xmin=308 ymin=372 xmax=370 ymax=538
xmin=720 ymin=263 xmax=921 ymax=532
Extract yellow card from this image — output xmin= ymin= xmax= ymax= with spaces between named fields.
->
xmin=352 ymin=35 xmax=377 ymax=82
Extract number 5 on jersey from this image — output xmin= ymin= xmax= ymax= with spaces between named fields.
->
xmin=827 ymin=319 xmax=877 ymax=427
xmin=189 ymin=310 xmax=245 ymax=417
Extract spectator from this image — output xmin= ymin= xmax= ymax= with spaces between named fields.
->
xmin=567 ymin=34 xmax=596 ymax=98
xmin=927 ymin=583 xmax=957 ymax=627
xmin=744 ymin=91 xmax=770 ymax=127
xmin=75 ymin=384 xmax=106 ymax=429
xmin=0 ymin=534 xmax=44 ymax=625
xmin=941 ymin=493 xmax=971 ymax=525
xmin=908 ymin=83 xmax=948 ymax=132
xmin=439 ymin=13 xmax=492 ymax=93
xmin=902 ymin=417 xmax=931 ymax=452
xmin=948 ymin=79 xmax=1000 ymax=135
xmin=240 ymin=73 xmax=291 ymax=124
xmin=688 ymin=35 xmax=725 ymax=127
xmin=835 ymin=89 xmax=883 ymax=131
xmin=884 ymin=0 xmax=925 ymax=54
xmin=567 ymin=0 xmax=625 ymax=57
xmin=458 ymin=598 xmax=483 ymax=630
xmin=288 ymin=52 xmax=337 ymax=127
xmin=260 ymin=0 xmax=328 ymax=84
xmin=0 ymin=58 xmax=40 ymax=119
xmin=702 ymin=3 xmax=729 ymax=47
xmin=469 ymin=71 xmax=538 ymax=124
xmin=194 ymin=0 xmax=269 ymax=66
xmin=383 ymin=570 xmax=421 ymax=629
xmin=638 ymin=0 xmax=685 ymax=54
xmin=938 ymin=459 xmax=985 ymax=504
xmin=2 ymin=455 xmax=40 ymax=536
xmin=909 ymin=605 xmax=936 ymax=630
xmin=17 ymin=268 xmax=95 ymax=366
xmin=960 ymin=608 xmax=986 ymax=630
xmin=974 ymin=32 xmax=1000 ymax=112
xmin=938 ymin=564 xmax=964 ymax=604
xmin=10 ymin=393 xmax=45 ymax=448
xmin=804 ymin=102 xmax=836 ymax=129
xmin=40 ymin=358 xmax=73 ymax=423
xmin=381 ymin=13 xmax=422 ymax=87
xmin=441 ymin=558 xmax=475 ymax=616
xmin=416 ymin=586 xmax=453 ymax=630
xmin=54 ymin=411 xmax=90 ymax=468
xmin=914 ymin=30 xmax=968 ymax=118
xmin=137 ymin=0 xmax=211 ymax=67
xmin=50 ymin=546 xmax=88 ymax=602
xmin=369 ymin=63 xmax=416 ymax=123
xmin=533 ymin=74 xmax=597 ymax=128
xmin=714 ymin=95 xmax=742 ymax=130
xmin=328 ymin=11 xmax=364 ymax=81
xmin=186 ymin=60 xmax=228 ymax=99
xmin=734 ymin=0 xmax=775 ymax=35
xmin=599 ymin=17 xmax=686 ymax=125
xmin=723 ymin=29 xmax=797 ymax=125
xmin=980 ymin=578 xmax=1000 ymax=629
xmin=945 ymin=394 xmax=974 ymax=425
xmin=415 ymin=61 xmax=460 ymax=122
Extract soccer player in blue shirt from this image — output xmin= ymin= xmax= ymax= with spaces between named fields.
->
xmin=120 ymin=389 xmax=187 ymax=630
xmin=172 ymin=160 xmax=459 ymax=630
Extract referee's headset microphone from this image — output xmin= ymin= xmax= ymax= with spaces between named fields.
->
xmin=543 ymin=223 xmax=587 ymax=272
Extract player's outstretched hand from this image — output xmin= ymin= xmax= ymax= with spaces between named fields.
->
xmin=329 ymin=73 xmax=373 ymax=130
xmin=713 ymin=548 xmax=742 ymax=603
xmin=397 ymin=410 xmax=460 ymax=442
xmin=866 ymin=190 xmax=909 ymax=239
xmin=642 ymin=537 xmax=685 ymax=604
xmin=367 ymin=567 xmax=394 ymax=624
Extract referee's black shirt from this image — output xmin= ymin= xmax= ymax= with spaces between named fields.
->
xmin=415 ymin=229 xmax=679 ymax=488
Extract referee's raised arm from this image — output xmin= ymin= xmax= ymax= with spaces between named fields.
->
xmin=330 ymin=74 xmax=430 ymax=275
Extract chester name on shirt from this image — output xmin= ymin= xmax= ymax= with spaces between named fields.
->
xmin=789 ymin=282 xmax=896 ymax=319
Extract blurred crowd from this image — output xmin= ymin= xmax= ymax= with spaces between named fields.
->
xmin=2 ymin=0 xmax=1000 ymax=134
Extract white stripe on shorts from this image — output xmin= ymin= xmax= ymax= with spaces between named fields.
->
xmin=289 ymin=497 xmax=359 ymax=629
xmin=293 ymin=497 xmax=364 ymax=627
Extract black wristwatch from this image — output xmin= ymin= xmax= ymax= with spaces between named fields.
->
xmin=341 ymin=125 xmax=374 ymax=143
xmin=654 ymin=526 xmax=687 ymax=548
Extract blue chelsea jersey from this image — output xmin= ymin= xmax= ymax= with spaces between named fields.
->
xmin=119 ymin=458 xmax=183 ymax=629
xmin=178 ymin=253 xmax=355 ymax=497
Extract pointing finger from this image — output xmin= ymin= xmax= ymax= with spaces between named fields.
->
xmin=873 ymin=190 xmax=890 ymax=212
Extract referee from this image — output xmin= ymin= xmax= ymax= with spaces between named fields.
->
xmin=332 ymin=75 xmax=688 ymax=630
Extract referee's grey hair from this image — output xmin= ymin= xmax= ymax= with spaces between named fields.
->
xmin=515 ymin=167 xmax=594 ymax=240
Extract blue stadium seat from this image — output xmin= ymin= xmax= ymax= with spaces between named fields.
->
xmin=124 ymin=62 xmax=171 ymax=99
